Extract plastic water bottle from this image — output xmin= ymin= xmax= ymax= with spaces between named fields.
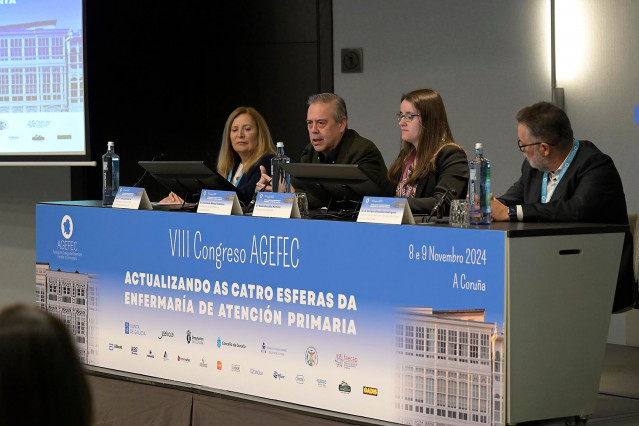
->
xmin=468 ymin=142 xmax=491 ymax=225
xmin=271 ymin=142 xmax=291 ymax=192
xmin=102 ymin=141 xmax=120 ymax=206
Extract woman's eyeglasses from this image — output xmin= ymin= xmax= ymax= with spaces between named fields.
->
xmin=396 ymin=113 xmax=420 ymax=122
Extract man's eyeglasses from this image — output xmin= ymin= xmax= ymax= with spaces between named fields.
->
xmin=517 ymin=139 xmax=554 ymax=152
xmin=396 ymin=113 xmax=420 ymax=122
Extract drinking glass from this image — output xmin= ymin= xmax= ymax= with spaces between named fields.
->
xmin=449 ymin=199 xmax=470 ymax=227
xmin=295 ymin=192 xmax=309 ymax=216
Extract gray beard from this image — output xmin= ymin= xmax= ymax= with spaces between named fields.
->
xmin=527 ymin=151 xmax=552 ymax=172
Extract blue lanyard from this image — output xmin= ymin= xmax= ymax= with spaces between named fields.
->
xmin=541 ymin=140 xmax=579 ymax=203
xmin=227 ymin=168 xmax=243 ymax=187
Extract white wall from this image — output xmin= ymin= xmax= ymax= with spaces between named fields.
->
xmin=333 ymin=0 xmax=639 ymax=344
xmin=333 ymin=0 xmax=550 ymax=197
xmin=333 ymin=0 xmax=639 ymax=212
xmin=0 ymin=167 xmax=71 ymax=304
xmin=554 ymin=0 xmax=639 ymax=213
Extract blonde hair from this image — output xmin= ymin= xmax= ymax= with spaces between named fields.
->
xmin=217 ymin=107 xmax=276 ymax=177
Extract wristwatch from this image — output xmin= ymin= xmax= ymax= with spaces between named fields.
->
xmin=507 ymin=206 xmax=517 ymax=221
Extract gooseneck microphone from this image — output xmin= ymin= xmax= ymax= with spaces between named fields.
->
xmin=132 ymin=153 xmax=166 ymax=187
xmin=425 ymin=187 xmax=457 ymax=223
xmin=244 ymin=178 xmax=273 ymax=214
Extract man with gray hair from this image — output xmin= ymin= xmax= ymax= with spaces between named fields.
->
xmin=257 ymin=93 xmax=392 ymax=208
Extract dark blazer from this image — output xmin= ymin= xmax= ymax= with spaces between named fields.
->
xmin=297 ymin=129 xmax=393 ymax=208
xmin=391 ymin=145 xmax=469 ymax=215
xmin=230 ymin=153 xmax=274 ymax=205
xmin=498 ymin=140 xmax=637 ymax=312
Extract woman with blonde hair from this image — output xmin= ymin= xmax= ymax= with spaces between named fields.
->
xmin=388 ymin=88 xmax=468 ymax=214
xmin=216 ymin=106 xmax=276 ymax=204
xmin=162 ymin=106 xmax=276 ymax=206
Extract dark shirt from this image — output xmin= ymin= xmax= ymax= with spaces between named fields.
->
xmin=316 ymin=142 xmax=342 ymax=164
xmin=297 ymin=129 xmax=393 ymax=209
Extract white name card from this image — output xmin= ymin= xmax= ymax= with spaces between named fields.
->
xmin=112 ymin=186 xmax=152 ymax=210
xmin=197 ymin=190 xmax=243 ymax=215
xmin=357 ymin=196 xmax=414 ymax=225
xmin=252 ymin=192 xmax=300 ymax=219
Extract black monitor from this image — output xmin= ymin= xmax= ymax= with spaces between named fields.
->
xmin=137 ymin=160 xmax=237 ymax=203
xmin=281 ymin=163 xmax=394 ymax=210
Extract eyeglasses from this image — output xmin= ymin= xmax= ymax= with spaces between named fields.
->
xmin=517 ymin=139 xmax=554 ymax=152
xmin=396 ymin=113 xmax=420 ymax=122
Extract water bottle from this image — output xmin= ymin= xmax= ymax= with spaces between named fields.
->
xmin=468 ymin=142 xmax=491 ymax=225
xmin=271 ymin=142 xmax=291 ymax=192
xmin=102 ymin=141 xmax=120 ymax=206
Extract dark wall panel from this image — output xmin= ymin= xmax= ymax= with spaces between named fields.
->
xmin=76 ymin=1 xmax=332 ymax=201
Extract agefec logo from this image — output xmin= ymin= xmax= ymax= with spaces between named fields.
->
xmin=55 ymin=215 xmax=81 ymax=257
xmin=61 ymin=215 xmax=73 ymax=239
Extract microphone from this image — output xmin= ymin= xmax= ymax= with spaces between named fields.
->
xmin=425 ymin=187 xmax=457 ymax=223
xmin=132 ymin=153 xmax=166 ymax=187
xmin=244 ymin=178 xmax=273 ymax=214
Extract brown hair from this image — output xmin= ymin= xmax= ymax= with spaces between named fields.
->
xmin=0 ymin=303 xmax=93 ymax=425
xmin=388 ymin=88 xmax=461 ymax=186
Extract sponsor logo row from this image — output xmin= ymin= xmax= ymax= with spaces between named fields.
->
xmin=113 ymin=322 xmax=374 ymax=395
xmin=123 ymin=322 xmax=358 ymax=368
xmin=114 ymin=344 xmax=376 ymax=395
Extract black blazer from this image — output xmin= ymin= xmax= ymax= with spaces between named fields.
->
xmin=391 ymin=145 xmax=469 ymax=215
xmin=298 ymin=129 xmax=393 ymax=208
xmin=230 ymin=153 xmax=274 ymax=205
xmin=498 ymin=140 xmax=637 ymax=312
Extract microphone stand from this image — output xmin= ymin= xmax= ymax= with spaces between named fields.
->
xmin=132 ymin=153 xmax=166 ymax=187
xmin=244 ymin=179 xmax=272 ymax=214
xmin=424 ymin=188 xmax=457 ymax=224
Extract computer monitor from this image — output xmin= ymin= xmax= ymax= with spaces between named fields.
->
xmin=280 ymin=163 xmax=394 ymax=210
xmin=137 ymin=160 xmax=237 ymax=203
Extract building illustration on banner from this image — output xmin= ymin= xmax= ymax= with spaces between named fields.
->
xmin=394 ymin=308 xmax=504 ymax=426
xmin=36 ymin=262 xmax=97 ymax=364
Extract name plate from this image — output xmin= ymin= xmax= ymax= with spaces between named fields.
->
xmin=197 ymin=190 xmax=243 ymax=215
xmin=112 ymin=186 xmax=152 ymax=210
xmin=252 ymin=192 xmax=300 ymax=219
xmin=357 ymin=196 xmax=414 ymax=225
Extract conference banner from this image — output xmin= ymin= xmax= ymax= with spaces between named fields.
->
xmin=36 ymin=203 xmax=506 ymax=425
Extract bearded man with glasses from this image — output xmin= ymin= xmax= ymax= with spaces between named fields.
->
xmin=491 ymin=101 xmax=637 ymax=313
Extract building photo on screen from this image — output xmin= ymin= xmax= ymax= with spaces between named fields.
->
xmin=0 ymin=0 xmax=87 ymax=161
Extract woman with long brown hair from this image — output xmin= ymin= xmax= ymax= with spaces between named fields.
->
xmin=388 ymin=88 xmax=468 ymax=214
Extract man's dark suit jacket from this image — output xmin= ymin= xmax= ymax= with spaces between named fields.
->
xmin=498 ymin=140 xmax=637 ymax=312
xmin=296 ymin=129 xmax=393 ymax=208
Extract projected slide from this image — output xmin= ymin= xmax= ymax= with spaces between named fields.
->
xmin=0 ymin=0 xmax=85 ymax=156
